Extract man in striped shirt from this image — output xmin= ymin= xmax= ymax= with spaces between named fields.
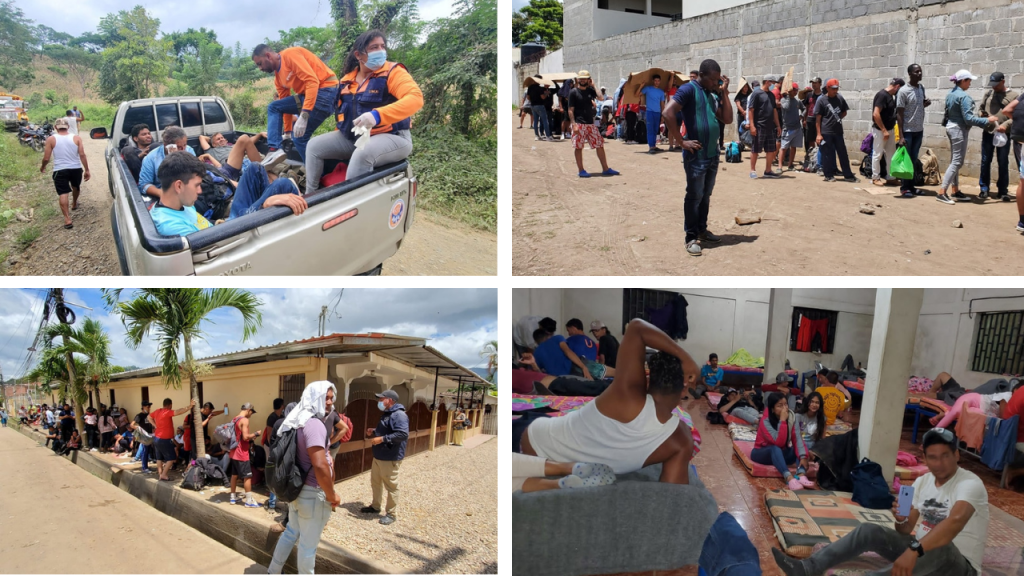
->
xmin=662 ymin=59 xmax=734 ymax=257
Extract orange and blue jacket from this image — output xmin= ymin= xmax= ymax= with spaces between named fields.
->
xmin=335 ymin=61 xmax=424 ymax=140
xmin=274 ymin=46 xmax=339 ymax=132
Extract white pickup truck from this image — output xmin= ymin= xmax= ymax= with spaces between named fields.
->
xmin=91 ymin=96 xmax=416 ymax=275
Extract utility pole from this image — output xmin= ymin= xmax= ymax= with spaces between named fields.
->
xmin=0 ymin=362 xmax=7 ymax=414
xmin=318 ymin=306 xmax=327 ymax=337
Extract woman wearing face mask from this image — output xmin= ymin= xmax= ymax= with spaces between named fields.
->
xmin=304 ymin=30 xmax=424 ymax=195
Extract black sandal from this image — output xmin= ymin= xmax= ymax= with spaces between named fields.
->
xmin=63 ymin=223 xmax=73 ymax=230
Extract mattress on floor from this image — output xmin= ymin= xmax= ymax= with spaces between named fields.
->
xmin=918 ymin=397 xmax=950 ymax=414
xmin=844 ymin=380 xmax=864 ymax=391
xmin=894 ymin=463 xmax=929 ymax=480
xmin=765 ymin=489 xmax=896 ymax=559
xmin=725 ymin=413 xmax=752 ymax=426
xmin=733 ymin=440 xmax=785 ymax=478
xmin=511 ymin=394 xmax=594 ymax=416
xmin=706 ymin=391 xmax=723 ymax=410
xmin=825 ymin=419 xmax=853 ymax=437
xmin=728 ymin=422 xmax=757 ymax=442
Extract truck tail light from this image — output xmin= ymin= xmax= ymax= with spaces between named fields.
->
xmin=322 ymin=208 xmax=358 ymax=231
xmin=411 ymin=178 xmax=418 ymax=200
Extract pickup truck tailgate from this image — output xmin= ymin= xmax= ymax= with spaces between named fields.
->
xmin=191 ymin=167 xmax=411 ymax=276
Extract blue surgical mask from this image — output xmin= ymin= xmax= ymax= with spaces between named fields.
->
xmin=365 ymin=50 xmax=387 ymax=70
xmin=377 ymin=401 xmax=387 ymax=411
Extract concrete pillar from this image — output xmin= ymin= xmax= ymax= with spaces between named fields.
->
xmin=764 ymin=289 xmax=793 ymax=386
xmin=646 ymin=0 xmax=651 ymax=16
xmin=445 ymin=410 xmax=454 ymax=445
xmin=429 ymin=410 xmax=438 ymax=451
xmin=859 ymin=289 xmax=924 ymax=482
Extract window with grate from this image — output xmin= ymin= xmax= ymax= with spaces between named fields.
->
xmin=789 ymin=307 xmax=838 ymax=354
xmin=971 ymin=311 xmax=1024 ymax=375
xmin=279 ymin=374 xmax=306 ymax=405
xmin=622 ymin=289 xmax=679 ymax=334
xmin=141 ymin=386 xmax=149 ymax=405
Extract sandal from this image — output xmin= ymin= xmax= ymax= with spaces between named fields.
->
xmin=63 ymin=223 xmax=73 ymax=230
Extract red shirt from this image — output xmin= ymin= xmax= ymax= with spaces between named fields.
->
xmin=1003 ymin=388 xmax=1024 ymax=442
xmin=231 ymin=417 xmax=250 ymax=461
xmin=512 ymin=369 xmax=547 ymax=394
xmin=150 ymin=408 xmax=176 ymax=440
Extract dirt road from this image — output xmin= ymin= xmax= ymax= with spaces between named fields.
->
xmin=512 ymin=115 xmax=1024 ymax=276
xmin=0 ymin=426 xmax=263 ymax=573
xmin=7 ymin=133 xmax=496 ymax=276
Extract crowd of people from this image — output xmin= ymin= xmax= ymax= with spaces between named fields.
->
xmin=520 ymin=61 xmax=1024 ymax=255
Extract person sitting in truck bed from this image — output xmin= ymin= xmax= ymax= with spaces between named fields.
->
xmin=197 ymin=131 xmax=267 ymax=181
xmin=121 ymin=123 xmax=154 ymax=184
xmin=138 ymin=126 xmax=196 ymax=199
xmin=303 ymin=29 xmax=424 ymax=196
xmin=151 ymin=152 xmax=307 ymax=237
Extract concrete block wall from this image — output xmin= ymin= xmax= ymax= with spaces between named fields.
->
xmin=564 ymin=0 xmax=1024 ymax=178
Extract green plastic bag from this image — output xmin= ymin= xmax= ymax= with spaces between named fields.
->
xmin=890 ymin=145 xmax=914 ymax=180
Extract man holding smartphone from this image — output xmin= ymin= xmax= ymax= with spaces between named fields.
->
xmin=662 ymin=59 xmax=733 ymax=257
xmin=138 ymin=126 xmax=196 ymax=199
xmin=772 ymin=427 xmax=988 ymax=576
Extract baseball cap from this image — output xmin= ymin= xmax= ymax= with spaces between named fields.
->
xmin=951 ymin=69 xmax=978 ymax=82
xmin=577 ymin=70 xmax=591 ymax=79
xmin=763 ymin=75 xmax=778 ymax=83
xmin=791 ymin=82 xmax=799 ymax=91
xmin=590 ymin=320 xmax=606 ymax=331
xmin=776 ymin=372 xmax=790 ymax=384
xmin=726 ymin=388 xmax=738 ymax=395
xmin=241 ymin=402 xmax=257 ymax=413
xmin=141 ymin=401 xmax=153 ymax=406
xmin=811 ymin=77 xmax=822 ymax=84
xmin=989 ymin=72 xmax=1005 ymax=87
xmin=376 ymin=390 xmax=399 ymax=402
xmin=54 ymin=117 xmax=69 ymax=129
xmin=826 ymin=78 xmax=840 ymax=88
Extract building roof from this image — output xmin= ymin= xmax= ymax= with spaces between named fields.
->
xmin=109 ymin=333 xmax=488 ymax=385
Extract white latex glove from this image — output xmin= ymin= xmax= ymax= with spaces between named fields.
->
xmin=292 ymin=113 xmax=308 ymax=138
xmin=352 ymin=125 xmax=372 ymax=150
xmin=353 ymin=112 xmax=377 ymax=130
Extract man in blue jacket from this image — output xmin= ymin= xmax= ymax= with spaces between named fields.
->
xmin=360 ymin=390 xmax=408 ymax=525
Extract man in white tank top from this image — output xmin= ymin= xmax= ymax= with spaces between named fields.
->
xmin=519 ymin=318 xmax=701 ymax=484
xmin=40 ymin=117 xmax=90 ymax=229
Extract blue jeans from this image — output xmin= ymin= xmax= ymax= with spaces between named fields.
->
xmin=266 ymin=85 xmax=340 ymax=161
xmin=819 ymin=133 xmax=854 ymax=179
xmin=268 ymin=490 xmax=277 ymax=509
xmin=979 ymin=130 xmax=1010 ymax=193
xmin=682 ymin=152 xmax=719 ymax=241
xmin=749 ymin=444 xmax=796 ymax=477
xmin=227 ymin=164 xmax=299 ymax=220
xmin=900 ymin=131 xmax=924 ymax=192
xmin=532 ymin=105 xmax=551 ymax=139
xmin=699 ymin=512 xmax=762 ymax=576
xmin=139 ymin=443 xmax=151 ymax=470
xmin=646 ymin=110 xmax=661 ymax=148
xmin=268 ymin=485 xmax=332 ymax=574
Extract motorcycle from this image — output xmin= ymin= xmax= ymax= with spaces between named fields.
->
xmin=17 ymin=119 xmax=53 ymax=152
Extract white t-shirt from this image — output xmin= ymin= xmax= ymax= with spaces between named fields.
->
xmin=45 ymin=409 xmax=55 ymax=425
xmin=911 ymin=467 xmax=988 ymax=572
xmin=65 ymin=119 xmax=78 ymax=136
xmin=981 ymin=392 xmax=1012 ymax=417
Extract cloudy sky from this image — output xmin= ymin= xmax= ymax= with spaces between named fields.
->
xmin=19 ymin=0 xmax=458 ymax=50
xmin=0 ymin=288 xmax=496 ymax=379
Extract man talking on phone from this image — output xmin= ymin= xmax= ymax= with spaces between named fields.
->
xmin=138 ymin=126 xmax=196 ymax=199
xmin=662 ymin=59 xmax=733 ymax=258
xmin=772 ymin=427 xmax=988 ymax=576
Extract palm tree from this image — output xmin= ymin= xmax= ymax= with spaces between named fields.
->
xmin=35 ymin=318 xmax=112 ymax=434
xmin=103 ymin=289 xmax=263 ymax=459
xmin=480 ymin=340 xmax=497 ymax=384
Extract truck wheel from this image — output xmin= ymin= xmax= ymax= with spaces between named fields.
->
xmin=356 ymin=264 xmax=383 ymax=276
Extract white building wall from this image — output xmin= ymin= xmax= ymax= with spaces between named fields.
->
xmin=683 ymin=0 xmax=758 ymax=18
xmin=538 ymin=49 xmax=564 ymax=75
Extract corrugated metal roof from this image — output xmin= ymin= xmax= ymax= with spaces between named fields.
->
xmin=375 ymin=346 xmax=490 ymax=385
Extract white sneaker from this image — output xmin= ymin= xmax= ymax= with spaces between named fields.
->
xmin=261 ymin=149 xmax=287 ymax=169
xmin=749 ymin=171 xmax=758 ymax=179
xmin=90 ymin=448 xmax=98 ymax=452
xmin=229 ymin=493 xmax=237 ymax=504
xmin=686 ymin=239 xmax=702 ymax=256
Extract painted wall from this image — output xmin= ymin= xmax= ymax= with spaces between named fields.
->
xmin=684 ymin=0 xmax=760 ymax=18
xmin=538 ymin=49 xmax=565 ymax=75
xmin=594 ymin=7 xmax=672 ymax=40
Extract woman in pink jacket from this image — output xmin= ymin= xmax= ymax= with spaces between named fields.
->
xmin=752 ymin=392 xmax=814 ymax=490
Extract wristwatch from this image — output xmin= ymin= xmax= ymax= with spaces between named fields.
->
xmin=908 ymin=538 xmax=925 ymax=557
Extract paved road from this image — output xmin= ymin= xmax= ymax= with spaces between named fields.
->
xmin=0 ymin=426 xmax=265 ymax=573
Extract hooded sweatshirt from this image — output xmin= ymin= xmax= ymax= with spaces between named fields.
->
xmin=372 ymin=403 xmax=409 ymax=461
xmin=754 ymin=407 xmax=808 ymax=459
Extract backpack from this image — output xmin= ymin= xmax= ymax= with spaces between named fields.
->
xmin=134 ymin=425 xmax=154 ymax=446
xmin=802 ymin=147 xmax=820 ymax=172
xmin=860 ymin=132 xmax=874 ymax=154
xmin=266 ymin=427 xmax=312 ymax=503
xmin=1012 ymin=98 xmax=1024 ymax=142
xmin=859 ymin=155 xmax=873 ymax=178
xmin=725 ymin=142 xmax=741 ymax=163
xmin=850 ymin=458 xmax=895 ymax=509
xmin=197 ymin=457 xmax=227 ymax=486
xmin=250 ymin=443 xmax=267 ymax=469
xmin=338 ymin=414 xmax=353 ymax=443
xmin=181 ymin=463 xmax=207 ymax=491
xmin=705 ymin=411 xmax=726 ymax=425
xmin=920 ymin=148 xmax=941 ymax=185
xmin=213 ymin=416 xmax=240 ymax=452
xmin=194 ymin=169 xmax=234 ymax=222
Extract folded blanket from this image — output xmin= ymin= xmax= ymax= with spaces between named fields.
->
xmin=908 ymin=376 xmax=933 ymax=393
xmin=728 ymin=423 xmax=757 ymax=442
xmin=725 ymin=348 xmax=764 ymax=368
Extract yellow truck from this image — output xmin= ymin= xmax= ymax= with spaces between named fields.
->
xmin=0 ymin=93 xmax=29 ymax=130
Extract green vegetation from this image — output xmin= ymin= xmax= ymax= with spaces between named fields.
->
xmin=513 ymin=0 xmax=563 ymax=49
xmin=409 ymin=127 xmax=496 ymax=230
xmin=16 ymin=225 xmax=40 ymax=250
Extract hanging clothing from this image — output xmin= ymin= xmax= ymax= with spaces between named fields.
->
xmin=646 ymin=294 xmax=689 ymax=339
xmin=955 ymin=408 xmax=987 ymax=451
xmin=796 ymin=317 xmax=829 ymax=352
xmin=981 ymin=415 xmax=1020 ymax=470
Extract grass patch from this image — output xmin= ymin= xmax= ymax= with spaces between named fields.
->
xmin=16 ymin=225 xmax=41 ymax=250
xmin=0 ymin=132 xmax=46 ymax=197
xmin=408 ymin=126 xmax=496 ymax=232
xmin=26 ymin=102 xmax=117 ymax=131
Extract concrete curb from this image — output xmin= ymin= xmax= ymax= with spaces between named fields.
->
xmin=11 ymin=421 xmax=405 ymax=574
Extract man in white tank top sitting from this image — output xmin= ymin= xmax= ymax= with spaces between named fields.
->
xmin=519 ymin=318 xmax=701 ymax=484
xmin=40 ymin=117 xmax=90 ymax=229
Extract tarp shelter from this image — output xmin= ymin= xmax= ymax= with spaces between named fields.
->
xmin=523 ymin=72 xmax=578 ymax=88
xmin=621 ymin=69 xmax=689 ymax=105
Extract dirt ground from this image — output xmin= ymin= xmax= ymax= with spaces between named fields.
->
xmin=0 ymin=426 xmax=263 ymax=574
xmin=4 ymin=133 xmax=496 ymax=276
xmin=512 ymin=113 xmax=1024 ymax=276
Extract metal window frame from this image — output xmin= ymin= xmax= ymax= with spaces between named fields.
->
xmin=789 ymin=306 xmax=839 ymax=354
xmin=278 ymin=373 xmax=306 ymax=405
xmin=971 ymin=311 xmax=1024 ymax=375
xmin=622 ymin=288 xmax=678 ymax=334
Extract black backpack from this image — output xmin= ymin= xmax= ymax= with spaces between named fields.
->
xmin=250 ymin=443 xmax=267 ymax=469
xmin=266 ymin=427 xmax=311 ymax=502
xmin=181 ymin=463 xmax=206 ymax=491
xmin=1012 ymin=97 xmax=1024 ymax=142
xmin=194 ymin=168 xmax=234 ymax=222
xmin=850 ymin=458 xmax=895 ymax=509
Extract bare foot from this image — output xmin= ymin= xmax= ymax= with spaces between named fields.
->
xmin=928 ymin=415 xmax=940 ymax=427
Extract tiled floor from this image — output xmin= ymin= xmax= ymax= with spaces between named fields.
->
xmin=603 ymin=396 xmax=1024 ymax=576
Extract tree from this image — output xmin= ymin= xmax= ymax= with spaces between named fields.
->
xmin=33 ymin=24 xmax=73 ymax=51
xmin=511 ymin=11 xmax=529 ymax=46
xmin=222 ymin=41 xmax=263 ymax=90
xmin=97 ymin=6 xmax=172 ymax=104
xmin=480 ymin=340 xmax=497 ymax=384
xmin=43 ymin=45 xmax=101 ymax=97
xmin=270 ymin=26 xmax=338 ymax=64
xmin=0 ymin=0 xmax=36 ymax=91
xmin=34 ymin=317 xmax=112 ymax=436
xmin=174 ymin=39 xmax=225 ymax=96
xmin=165 ymin=27 xmax=218 ymax=68
xmin=518 ymin=0 xmax=563 ymax=49
xmin=103 ymin=289 xmax=263 ymax=459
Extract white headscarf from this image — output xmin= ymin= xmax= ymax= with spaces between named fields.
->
xmin=278 ymin=380 xmax=337 ymax=434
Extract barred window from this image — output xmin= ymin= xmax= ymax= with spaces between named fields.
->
xmin=279 ymin=374 xmax=306 ymax=405
xmin=790 ymin=307 xmax=838 ymax=354
xmin=971 ymin=311 xmax=1024 ymax=375
xmin=622 ymin=288 xmax=678 ymax=333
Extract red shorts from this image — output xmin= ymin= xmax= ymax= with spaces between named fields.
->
xmin=572 ymin=124 xmax=604 ymax=150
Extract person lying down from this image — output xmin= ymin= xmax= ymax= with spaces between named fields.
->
xmin=516 ymin=318 xmax=700 ymax=484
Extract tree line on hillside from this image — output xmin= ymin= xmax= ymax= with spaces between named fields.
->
xmin=0 ymin=0 xmax=495 ymax=140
